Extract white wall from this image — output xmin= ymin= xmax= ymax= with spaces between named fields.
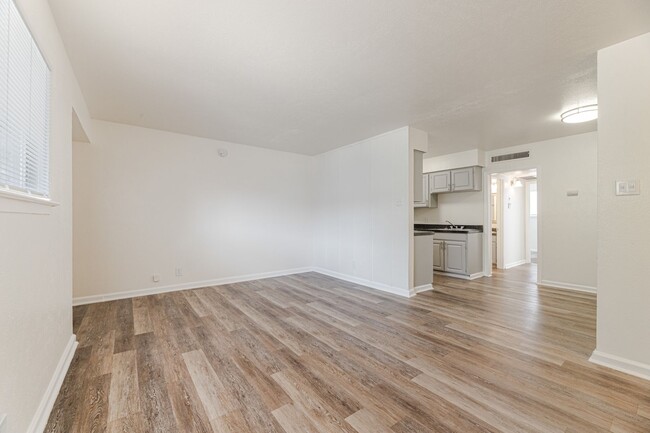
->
xmin=73 ymin=120 xmax=313 ymax=302
xmin=502 ymin=181 xmax=526 ymax=268
xmin=485 ymin=132 xmax=598 ymax=290
xmin=313 ymin=128 xmax=411 ymax=296
xmin=415 ymin=192 xmax=484 ymax=225
xmin=0 ymin=1 xmax=93 ymax=432
xmin=422 ymin=148 xmax=484 ymax=172
xmin=594 ymin=32 xmax=650 ymax=375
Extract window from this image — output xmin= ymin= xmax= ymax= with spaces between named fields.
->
xmin=529 ymin=189 xmax=537 ymax=216
xmin=0 ymin=0 xmax=51 ymax=198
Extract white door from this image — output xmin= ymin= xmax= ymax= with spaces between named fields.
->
xmin=432 ymin=240 xmax=444 ymax=271
xmin=430 ymin=171 xmax=451 ymax=193
xmin=444 ymin=241 xmax=467 ymax=274
xmin=451 ymin=168 xmax=474 ymax=191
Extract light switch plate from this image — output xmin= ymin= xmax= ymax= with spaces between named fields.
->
xmin=616 ymin=180 xmax=641 ymax=196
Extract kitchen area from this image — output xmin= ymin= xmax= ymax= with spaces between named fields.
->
xmin=412 ymin=149 xmax=486 ymax=292
xmin=412 ymin=145 xmax=541 ymax=293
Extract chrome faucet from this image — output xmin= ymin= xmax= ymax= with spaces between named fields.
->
xmin=445 ymin=220 xmax=454 ymax=228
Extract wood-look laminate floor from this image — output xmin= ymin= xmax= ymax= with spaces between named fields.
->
xmin=45 ymin=266 xmax=650 ymax=433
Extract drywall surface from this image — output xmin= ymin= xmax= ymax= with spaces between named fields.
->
xmin=313 ymin=128 xmax=411 ymax=295
xmin=422 ymin=148 xmax=484 ymax=171
xmin=596 ymin=32 xmax=650 ymax=368
xmin=414 ymin=191 xmax=484 ymax=225
xmin=485 ymin=132 xmax=597 ymax=289
xmin=73 ymin=121 xmax=314 ymax=300
xmin=0 ymin=0 xmax=92 ymax=432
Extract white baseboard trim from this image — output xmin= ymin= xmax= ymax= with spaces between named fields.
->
xmin=27 ymin=334 xmax=78 ymax=433
xmin=504 ymin=259 xmax=527 ymax=270
xmin=539 ymin=280 xmax=597 ymax=294
xmin=589 ymin=350 xmax=650 ymax=381
xmin=414 ymin=284 xmax=434 ymax=294
xmin=74 ymin=265 xmax=435 ymax=306
xmin=73 ymin=267 xmax=313 ymax=306
xmin=432 ymin=271 xmax=482 ymax=281
xmin=468 ymin=271 xmax=484 ymax=280
xmin=311 ymin=267 xmax=412 ymax=298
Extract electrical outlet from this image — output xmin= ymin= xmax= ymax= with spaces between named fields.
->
xmin=0 ymin=414 xmax=7 ymax=433
xmin=152 ymin=274 xmax=160 ymax=283
xmin=616 ymin=180 xmax=640 ymax=196
xmin=175 ymin=267 xmax=183 ymax=277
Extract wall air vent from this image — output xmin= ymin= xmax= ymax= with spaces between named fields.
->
xmin=491 ymin=151 xmax=530 ymax=163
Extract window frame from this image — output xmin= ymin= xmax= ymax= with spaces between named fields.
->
xmin=0 ymin=0 xmax=58 ymax=211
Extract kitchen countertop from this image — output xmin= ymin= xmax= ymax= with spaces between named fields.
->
xmin=417 ymin=228 xmax=481 ymax=234
xmin=414 ymin=223 xmax=483 ymax=234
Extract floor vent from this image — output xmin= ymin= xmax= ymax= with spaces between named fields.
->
xmin=491 ymin=151 xmax=530 ymax=163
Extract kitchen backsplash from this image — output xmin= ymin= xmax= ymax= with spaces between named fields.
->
xmin=414 ymin=190 xmax=484 ymax=225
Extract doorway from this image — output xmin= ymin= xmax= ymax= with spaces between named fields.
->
xmin=490 ymin=169 xmax=538 ymax=274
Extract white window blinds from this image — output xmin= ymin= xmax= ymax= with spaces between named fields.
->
xmin=0 ymin=0 xmax=51 ymax=197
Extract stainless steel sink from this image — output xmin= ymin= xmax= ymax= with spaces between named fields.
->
xmin=434 ymin=227 xmax=481 ymax=234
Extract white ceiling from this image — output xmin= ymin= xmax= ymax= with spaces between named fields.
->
xmin=48 ymin=0 xmax=650 ymax=156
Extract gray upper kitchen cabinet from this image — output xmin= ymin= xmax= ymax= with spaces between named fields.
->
xmin=451 ymin=167 xmax=475 ymax=191
xmin=414 ymin=150 xmax=424 ymax=200
xmin=429 ymin=171 xmax=452 ymax=193
xmin=413 ymin=149 xmax=438 ymax=208
xmin=415 ymin=173 xmax=438 ymax=208
xmin=428 ymin=166 xmax=483 ymax=193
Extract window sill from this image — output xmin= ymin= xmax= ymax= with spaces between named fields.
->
xmin=0 ymin=188 xmax=60 ymax=215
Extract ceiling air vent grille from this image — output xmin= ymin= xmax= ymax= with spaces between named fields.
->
xmin=491 ymin=151 xmax=530 ymax=163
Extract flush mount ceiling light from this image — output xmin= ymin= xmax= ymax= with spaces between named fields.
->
xmin=560 ymin=104 xmax=598 ymax=123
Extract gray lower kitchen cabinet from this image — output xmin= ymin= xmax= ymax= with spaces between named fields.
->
xmin=433 ymin=239 xmax=467 ymax=274
xmin=444 ymin=240 xmax=467 ymax=274
xmin=431 ymin=231 xmax=483 ymax=279
xmin=414 ymin=232 xmax=435 ymax=289
xmin=432 ymin=240 xmax=444 ymax=271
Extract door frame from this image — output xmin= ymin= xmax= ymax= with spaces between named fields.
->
xmin=524 ymin=179 xmax=538 ymax=264
xmin=483 ymin=166 xmax=542 ymax=285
